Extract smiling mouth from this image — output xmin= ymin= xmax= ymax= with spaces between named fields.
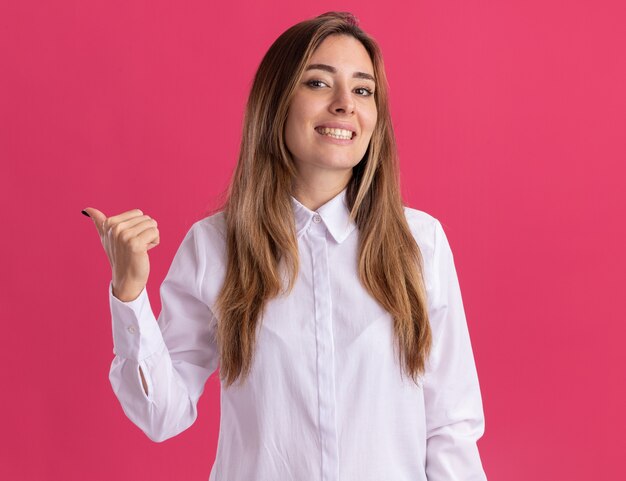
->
xmin=315 ymin=127 xmax=356 ymax=140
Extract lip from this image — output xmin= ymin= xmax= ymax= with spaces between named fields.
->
xmin=314 ymin=122 xmax=357 ymax=138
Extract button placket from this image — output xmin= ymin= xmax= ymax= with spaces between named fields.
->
xmin=307 ymin=225 xmax=339 ymax=481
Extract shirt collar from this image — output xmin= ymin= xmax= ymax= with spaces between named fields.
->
xmin=290 ymin=187 xmax=357 ymax=244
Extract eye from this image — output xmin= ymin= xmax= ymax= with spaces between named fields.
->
xmin=305 ymin=79 xmax=328 ymax=89
xmin=355 ymin=87 xmax=375 ymax=97
xmin=304 ymin=79 xmax=375 ymax=97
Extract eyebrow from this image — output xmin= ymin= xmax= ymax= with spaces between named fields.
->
xmin=305 ymin=63 xmax=376 ymax=82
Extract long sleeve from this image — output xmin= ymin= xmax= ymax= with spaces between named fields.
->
xmin=108 ymin=222 xmax=220 ymax=443
xmin=423 ymin=219 xmax=487 ymax=480
xmin=102 ymin=194 xmax=489 ymax=479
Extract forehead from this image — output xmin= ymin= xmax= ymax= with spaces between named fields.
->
xmin=308 ymin=35 xmax=374 ymax=74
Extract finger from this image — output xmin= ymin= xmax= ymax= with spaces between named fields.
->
xmin=147 ymin=234 xmax=160 ymax=251
xmin=102 ymin=209 xmax=145 ymax=237
xmin=121 ymin=218 xmax=158 ymax=241
xmin=117 ymin=215 xmax=157 ymax=234
xmin=134 ymin=225 xmax=160 ymax=251
xmin=82 ymin=207 xmax=108 ymax=237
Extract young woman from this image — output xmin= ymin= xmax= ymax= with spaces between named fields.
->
xmin=83 ymin=11 xmax=487 ymax=481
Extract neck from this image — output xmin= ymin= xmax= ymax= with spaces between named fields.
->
xmin=292 ymin=170 xmax=351 ymax=211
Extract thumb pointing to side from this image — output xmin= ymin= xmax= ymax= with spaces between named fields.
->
xmin=82 ymin=207 xmax=159 ymax=302
xmin=82 ymin=207 xmax=107 ymax=238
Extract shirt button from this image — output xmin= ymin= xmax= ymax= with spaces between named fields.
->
xmin=127 ymin=326 xmax=137 ymax=334
xmin=313 ymin=214 xmax=322 ymax=223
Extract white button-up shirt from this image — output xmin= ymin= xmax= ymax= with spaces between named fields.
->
xmin=108 ymin=187 xmax=487 ymax=481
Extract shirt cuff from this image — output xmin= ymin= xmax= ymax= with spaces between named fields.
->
xmin=108 ymin=280 xmax=166 ymax=361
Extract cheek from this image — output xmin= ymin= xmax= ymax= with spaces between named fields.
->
xmin=361 ymin=104 xmax=378 ymax=134
xmin=285 ymin=111 xmax=305 ymax=140
xmin=284 ymin=115 xmax=306 ymax=154
xmin=370 ymin=108 xmax=378 ymax=131
xmin=364 ymin=114 xmax=378 ymax=138
xmin=284 ymin=125 xmax=297 ymax=154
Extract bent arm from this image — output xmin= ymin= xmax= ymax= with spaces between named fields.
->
xmin=108 ymin=223 xmax=220 ymax=443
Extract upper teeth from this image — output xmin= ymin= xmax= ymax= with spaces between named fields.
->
xmin=316 ymin=127 xmax=353 ymax=138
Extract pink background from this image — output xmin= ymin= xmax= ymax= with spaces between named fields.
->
xmin=2 ymin=1 xmax=624 ymax=480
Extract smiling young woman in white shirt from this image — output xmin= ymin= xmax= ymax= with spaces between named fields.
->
xmin=83 ymin=11 xmax=487 ymax=481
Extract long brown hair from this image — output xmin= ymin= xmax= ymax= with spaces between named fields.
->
xmin=212 ymin=11 xmax=432 ymax=388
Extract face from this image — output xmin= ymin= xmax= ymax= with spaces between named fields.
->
xmin=284 ymin=34 xmax=378 ymax=183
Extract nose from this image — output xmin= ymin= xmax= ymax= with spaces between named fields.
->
xmin=329 ymin=84 xmax=355 ymax=115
